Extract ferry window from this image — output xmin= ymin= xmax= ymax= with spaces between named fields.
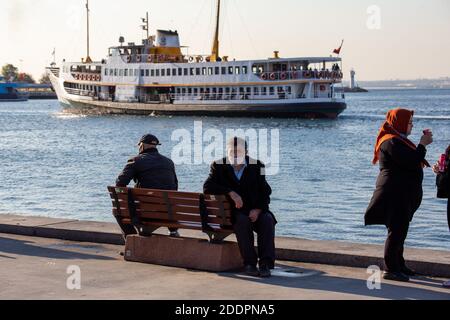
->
xmin=218 ymin=88 xmax=223 ymax=94
xmin=196 ymin=68 xmax=201 ymax=76
xmin=161 ymin=69 xmax=165 ymax=77
xmin=176 ymin=88 xmax=180 ymax=94
xmin=222 ymin=67 xmax=227 ymax=75
xmin=286 ymin=86 xmax=292 ymax=94
xmin=173 ymin=69 xmax=177 ymax=76
xmin=262 ymin=87 xmax=267 ymax=95
xmin=202 ymin=67 xmax=207 ymax=75
xmin=134 ymin=69 xmax=137 ymax=77
xmin=145 ymin=70 xmax=149 ymax=77
xmin=215 ymin=67 xmax=220 ymax=75
xmin=235 ymin=67 xmax=240 ymax=75
xmin=182 ymin=88 xmax=186 ymax=95
xmin=270 ymin=87 xmax=275 ymax=95
xmin=167 ymin=69 xmax=171 ymax=76
xmin=178 ymin=68 xmax=183 ymax=76
xmin=151 ymin=70 xmax=155 ymax=77
xmin=243 ymin=66 xmax=248 ymax=74
xmin=228 ymin=66 xmax=234 ymax=74
xmin=246 ymin=87 xmax=251 ymax=94
xmin=208 ymin=67 xmax=213 ymax=75
xmin=104 ymin=68 xmax=108 ymax=76
xmin=156 ymin=69 xmax=160 ymax=77
xmin=114 ymin=69 xmax=117 ymax=76
xmin=194 ymin=88 xmax=198 ymax=95
xmin=119 ymin=69 xmax=123 ymax=76
xmin=225 ymin=88 xmax=230 ymax=94
xmin=129 ymin=69 xmax=133 ymax=76
xmin=141 ymin=70 xmax=144 ymax=77
xmin=184 ymin=68 xmax=188 ymax=76
xmin=188 ymin=88 xmax=192 ymax=95
xmin=190 ymin=68 xmax=194 ymax=76
xmin=254 ymin=87 xmax=259 ymax=95
xmin=124 ymin=69 xmax=128 ymax=77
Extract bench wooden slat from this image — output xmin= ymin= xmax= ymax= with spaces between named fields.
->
xmin=137 ymin=212 xmax=230 ymax=225
xmin=112 ymin=192 xmax=231 ymax=210
xmin=136 ymin=202 xmax=231 ymax=216
xmin=113 ymin=207 xmax=231 ymax=223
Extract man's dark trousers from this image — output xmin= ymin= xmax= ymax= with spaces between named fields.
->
xmin=233 ymin=210 xmax=276 ymax=268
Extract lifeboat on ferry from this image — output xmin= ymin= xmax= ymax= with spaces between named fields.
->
xmin=280 ymin=72 xmax=287 ymax=80
xmin=136 ymin=55 xmax=142 ymax=63
xmin=261 ymin=73 xmax=268 ymax=80
xmin=147 ymin=55 xmax=153 ymax=63
xmin=269 ymin=73 xmax=276 ymax=80
xmin=126 ymin=55 xmax=132 ymax=63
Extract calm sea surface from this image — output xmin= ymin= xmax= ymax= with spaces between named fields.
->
xmin=1 ymin=89 xmax=449 ymax=250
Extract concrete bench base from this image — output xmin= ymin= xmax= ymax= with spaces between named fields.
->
xmin=124 ymin=235 xmax=244 ymax=272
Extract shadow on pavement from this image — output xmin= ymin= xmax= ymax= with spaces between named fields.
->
xmin=0 ymin=236 xmax=115 ymax=261
xmin=218 ymin=263 xmax=450 ymax=300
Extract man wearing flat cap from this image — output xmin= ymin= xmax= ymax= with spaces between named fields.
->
xmin=116 ymin=134 xmax=179 ymax=236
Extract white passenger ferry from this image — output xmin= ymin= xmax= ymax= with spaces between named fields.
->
xmin=48 ymin=1 xmax=346 ymax=118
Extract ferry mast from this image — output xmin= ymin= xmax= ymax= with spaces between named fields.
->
xmin=85 ymin=0 xmax=93 ymax=63
xmin=210 ymin=0 xmax=221 ymax=62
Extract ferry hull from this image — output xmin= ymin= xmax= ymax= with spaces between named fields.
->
xmin=62 ymin=99 xmax=346 ymax=119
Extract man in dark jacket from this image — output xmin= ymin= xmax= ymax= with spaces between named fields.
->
xmin=203 ymin=137 xmax=276 ymax=278
xmin=116 ymin=134 xmax=179 ymax=237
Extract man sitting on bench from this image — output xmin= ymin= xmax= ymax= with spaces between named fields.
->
xmin=116 ymin=134 xmax=179 ymax=238
xmin=203 ymin=137 xmax=277 ymax=278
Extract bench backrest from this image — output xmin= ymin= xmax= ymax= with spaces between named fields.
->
xmin=108 ymin=186 xmax=234 ymax=243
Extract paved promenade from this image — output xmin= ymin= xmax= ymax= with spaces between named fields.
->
xmin=1 ymin=233 xmax=449 ymax=300
xmin=0 ymin=214 xmax=449 ymax=300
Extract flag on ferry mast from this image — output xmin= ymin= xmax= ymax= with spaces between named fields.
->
xmin=333 ymin=40 xmax=344 ymax=55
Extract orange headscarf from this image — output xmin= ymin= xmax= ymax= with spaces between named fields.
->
xmin=372 ymin=108 xmax=430 ymax=167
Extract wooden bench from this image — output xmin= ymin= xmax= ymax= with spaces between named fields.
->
xmin=108 ymin=186 xmax=243 ymax=271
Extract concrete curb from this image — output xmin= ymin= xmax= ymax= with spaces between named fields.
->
xmin=1 ymin=214 xmax=449 ymax=278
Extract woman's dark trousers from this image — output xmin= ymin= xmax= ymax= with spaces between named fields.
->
xmin=384 ymin=221 xmax=410 ymax=272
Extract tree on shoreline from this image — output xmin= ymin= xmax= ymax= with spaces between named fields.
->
xmin=1 ymin=64 xmax=19 ymax=82
xmin=1 ymin=64 xmax=36 ymax=83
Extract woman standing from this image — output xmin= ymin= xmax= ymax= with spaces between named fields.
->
xmin=365 ymin=108 xmax=433 ymax=282
xmin=432 ymin=145 xmax=450 ymax=288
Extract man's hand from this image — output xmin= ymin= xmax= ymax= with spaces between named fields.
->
xmin=249 ymin=209 xmax=262 ymax=223
xmin=228 ymin=191 xmax=243 ymax=209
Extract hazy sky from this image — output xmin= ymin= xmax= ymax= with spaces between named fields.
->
xmin=1 ymin=0 xmax=449 ymax=81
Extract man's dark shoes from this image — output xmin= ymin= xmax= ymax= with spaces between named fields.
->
xmin=259 ymin=264 xmax=272 ymax=278
xmin=383 ymin=271 xmax=410 ymax=282
xmin=244 ymin=265 xmax=259 ymax=277
xmin=401 ymin=266 xmax=417 ymax=277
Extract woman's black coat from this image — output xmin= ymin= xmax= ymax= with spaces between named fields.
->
xmin=365 ymin=138 xmax=427 ymax=227
xmin=436 ymin=162 xmax=450 ymax=229
xmin=203 ymin=157 xmax=276 ymax=223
